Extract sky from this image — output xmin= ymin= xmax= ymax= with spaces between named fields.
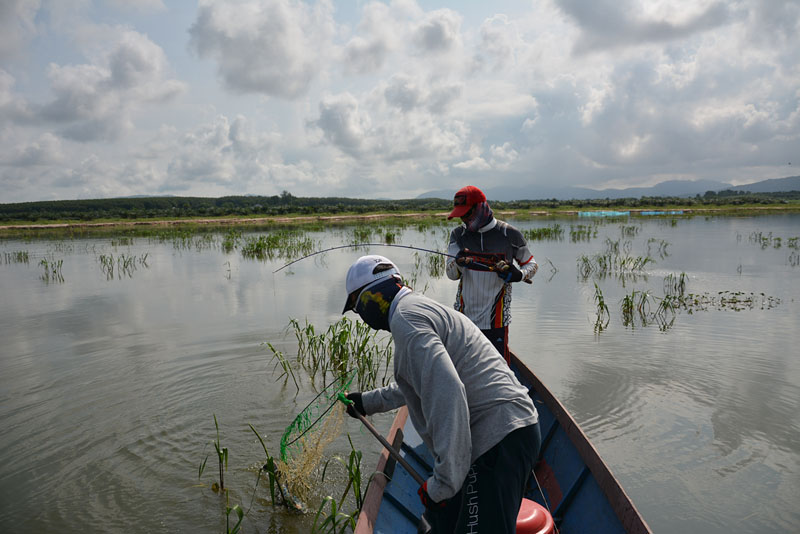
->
xmin=1 ymin=0 xmax=798 ymax=203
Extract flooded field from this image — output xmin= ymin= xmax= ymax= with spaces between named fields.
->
xmin=1 ymin=213 xmax=799 ymax=533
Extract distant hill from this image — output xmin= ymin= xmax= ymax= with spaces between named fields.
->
xmin=730 ymin=175 xmax=800 ymax=193
xmin=419 ymin=175 xmax=800 ymax=201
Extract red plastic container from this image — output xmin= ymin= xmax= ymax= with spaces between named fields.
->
xmin=516 ymin=498 xmax=555 ymax=534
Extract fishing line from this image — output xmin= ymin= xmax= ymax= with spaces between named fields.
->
xmin=273 ymin=243 xmax=456 ymax=273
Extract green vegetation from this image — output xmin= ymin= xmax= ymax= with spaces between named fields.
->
xmin=98 ymin=252 xmax=149 ymax=279
xmin=593 ymin=283 xmax=610 ymax=332
xmin=314 ymin=436 xmax=364 ymax=534
xmin=743 ymin=230 xmax=800 ymax=250
xmin=523 ymin=224 xmax=564 ymax=241
xmin=39 ymin=258 xmax=64 ymax=283
xmin=268 ymin=317 xmax=393 ymax=393
xmin=212 ymin=414 xmax=229 ymax=492
xmin=210 ymin=318 xmax=394 ymax=532
xmin=570 ymin=224 xmax=599 ymax=242
xmin=578 ymin=251 xmax=653 ymax=279
xmin=3 ymin=250 xmax=29 ymax=264
xmin=240 ymin=231 xmax=316 ymax=260
xmin=2 ymin=190 xmax=800 ymax=226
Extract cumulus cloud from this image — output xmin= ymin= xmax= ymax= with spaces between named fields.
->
xmin=312 ymin=93 xmax=370 ymax=156
xmin=189 ymin=0 xmax=335 ymax=98
xmin=3 ymin=0 xmax=799 ymax=202
xmin=35 ymin=30 xmax=184 ymax=142
xmin=556 ymin=0 xmax=732 ymax=53
xmin=107 ymin=0 xmax=166 ymax=12
xmin=4 ymin=132 xmax=64 ymax=167
xmin=412 ymin=9 xmax=462 ymax=54
xmin=0 ymin=0 xmax=39 ymax=61
xmin=162 ymin=114 xmax=309 ymax=195
xmin=341 ymin=1 xmax=400 ymax=75
xmin=476 ymin=14 xmax=523 ymax=72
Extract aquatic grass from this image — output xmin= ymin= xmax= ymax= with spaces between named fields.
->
xmin=747 ymin=231 xmax=800 ymax=250
xmin=248 ymin=423 xmax=284 ymax=506
xmin=312 ymin=496 xmax=357 ymax=534
xmin=749 ymin=230 xmax=778 ymax=249
xmin=351 ymin=227 xmax=372 ymax=244
xmin=577 ymin=251 xmax=653 ymax=281
xmin=620 ymin=224 xmax=640 ymax=237
xmin=570 ymin=224 xmax=599 ymax=242
xmin=619 ymin=290 xmax=678 ymax=330
xmin=680 ymin=291 xmax=781 ymax=312
xmin=275 ymin=317 xmax=393 ymax=392
xmin=212 ymin=414 xmax=229 ymax=492
xmin=541 ymin=257 xmax=559 ymax=282
xmin=425 ymin=251 xmax=445 ymax=278
xmin=39 ymin=258 xmax=64 ymax=283
xmin=663 ymin=272 xmax=687 ymax=297
xmin=647 ymin=238 xmax=670 ymax=259
xmin=111 ymin=237 xmax=134 ymax=247
xmin=523 ymin=224 xmax=564 ymax=241
xmin=3 ymin=250 xmax=29 ymax=264
xmin=98 ymin=252 xmax=149 ymax=279
xmin=264 ymin=342 xmax=300 ymax=395
xmin=604 ymin=238 xmax=633 ymax=255
xmin=225 ymin=495 xmax=244 ymax=534
xmin=314 ymin=436 xmax=364 ymax=534
xmin=593 ymin=283 xmax=610 ymax=332
xmin=222 ymin=229 xmax=242 ymax=253
xmin=618 ymin=287 xmax=780 ymax=331
xmin=241 ymin=231 xmax=316 ymax=261
xmin=48 ymin=241 xmax=75 ymax=254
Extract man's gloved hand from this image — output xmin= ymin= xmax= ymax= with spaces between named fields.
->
xmin=417 ymin=481 xmax=445 ymax=509
xmin=344 ymin=392 xmax=365 ymax=418
xmin=497 ymin=262 xmax=523 ymax=283
xmin=455 ymin=249 xmax=472 ymax=267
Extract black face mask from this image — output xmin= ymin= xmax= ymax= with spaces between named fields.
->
xmin=355 ymin=277 xmax=403 ymax=331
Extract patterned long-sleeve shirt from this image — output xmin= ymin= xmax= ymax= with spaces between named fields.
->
xmin=445 ymin=218 xmax=537 ymax=329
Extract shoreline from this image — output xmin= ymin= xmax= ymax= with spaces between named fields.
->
xmin=0 ymin=205 xmax=797 ymax=231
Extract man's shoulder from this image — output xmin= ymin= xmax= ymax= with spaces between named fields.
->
xmin=450 ymin=225 xmax=466 ymax=238
xmin=392 ymin=293 xmax=446 ymax=331
xmin=493 ymin=219 xmax=525 ymax=242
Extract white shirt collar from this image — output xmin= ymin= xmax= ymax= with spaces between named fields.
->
xmin=478 ymin=217 xmax=497 ymax=233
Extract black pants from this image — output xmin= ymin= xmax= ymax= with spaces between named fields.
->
xmin=481 ymin=326 xmax=509 ymax=364
xmin=424 ymin=423 xmax=541 ymax=534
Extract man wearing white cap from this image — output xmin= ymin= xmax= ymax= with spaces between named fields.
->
xmin=342 ymin=254 xmax=541 ymax=534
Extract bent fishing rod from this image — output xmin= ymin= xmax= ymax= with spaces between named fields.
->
xmin=273 ymin=243 xmax=456 ymax=273
xmin=274 ymin=242 xmax=532 ymax=283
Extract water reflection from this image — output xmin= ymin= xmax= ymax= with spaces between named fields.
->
xmin=0 ymin=215 xmax=799 ymax=533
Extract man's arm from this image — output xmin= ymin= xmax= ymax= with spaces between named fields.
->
xmin=445 ymin=231 xmax=462 ymax=280
xmin=398 ymin=316 xmax=472 ymax=502
xmin=510 ymin=228 xmax=538 ymax=282
xmin=361 ymin=382 xmax=406 ymax=414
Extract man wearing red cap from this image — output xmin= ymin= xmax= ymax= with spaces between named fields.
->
xmin=446 ymin=185 xmax=537 ymax=363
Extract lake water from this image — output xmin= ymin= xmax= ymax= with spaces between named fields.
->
xmin=1 ymin=213 xmax=799 ymax=533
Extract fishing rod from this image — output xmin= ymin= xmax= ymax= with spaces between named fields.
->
xmin=273 ymin=242 xmax=532 ymax=283
xmin=273 ymin=243 xmax=455 ymax=273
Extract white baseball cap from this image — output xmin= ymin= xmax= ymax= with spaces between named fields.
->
xmin=342 ymin=255 xmax=400 ymax=313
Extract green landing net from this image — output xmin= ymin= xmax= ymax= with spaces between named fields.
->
xmin=277 ymin=370 xmax=357 ymax=502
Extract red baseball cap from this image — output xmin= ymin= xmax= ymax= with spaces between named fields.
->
xmin=447 ymin=185 xmax=486 ymax=219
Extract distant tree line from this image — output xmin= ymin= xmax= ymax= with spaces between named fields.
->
xmin=1 ymin=190 xmax=798 ymax=223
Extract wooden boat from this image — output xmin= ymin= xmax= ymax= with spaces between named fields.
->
xmin=354 ymin=351 xmax=653 ymax=534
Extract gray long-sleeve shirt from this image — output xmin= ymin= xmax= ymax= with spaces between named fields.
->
xmin=361 ymin=292 xmax=539 ymax=502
